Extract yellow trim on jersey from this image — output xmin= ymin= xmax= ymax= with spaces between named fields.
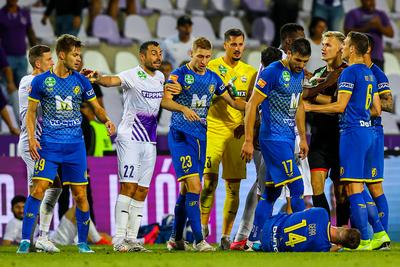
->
xmin=365 ymin=178 xmax=384 ymax=183
xmin=340 ymin=178 xmax=371 ymax=183
xmin=87 ymin=96 xmax=97 ymax=102
xmin=63 ymin=181 xmax=89 ymax=186
xmin=196 ymin=139 xmax=201 ymax=160
xmin=327 ymin=222 xmax=331 ymax=242
xmin=378 ymin=90 xmax=391 ymax=95
xmin=177 ymin=173 xmax=199 ymax=182
xmin=32 ymin=177 xmax=54 ymax=184
xmin=338 ymin=90 xmax=352 ymax=94
xmin=28 ymin=97 xmax=40 ymax=102
xmin=255 ymin=88 xmax=267 ymax=98
xmin=274 ymin=175 xmax=302 ymax=187
xmin=265 ymin=181 xmax=275 ymax=186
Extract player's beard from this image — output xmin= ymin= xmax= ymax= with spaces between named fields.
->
xmin=145 ymin=62 xmax=159 ymax=72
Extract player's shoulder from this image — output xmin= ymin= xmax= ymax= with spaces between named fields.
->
xmin=370 ymin=63 xmax=386 ymax=78
xmin=32 ymin=70 xmax=51 ymax=85
xmin=19 ymin=74 xmax=35 ymax=88
xmin=306 ymin=207 xmax=330 ymax=222
xmin=208 ymin=57 xmax=222 ymax=67
xmin=238 ymin=60 xmax=257 ymax=74
xmin=72 ymin=70 xmax=90 ymax=82
xmin=206 ymin=68 xmax=222 ymax=81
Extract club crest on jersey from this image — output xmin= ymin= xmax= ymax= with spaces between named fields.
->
xmin=137 ymin=70 xmax=147 ymax=80
xmin=219 ymin=64 xmax=227 ymax=76
xmin=44 ymin=77 xmax=56 ymax=87
xmin=73 ymin=86 xmax=81 ymax=95
xmin=257 ymin=78 xmax=266 ymax=88
xmin=340 ymin=167 xmax=344 ymax=176
xmin=209 ymin=84 xmax=215 ymax=93
xmin=241 ymin=75 xmax=247 ymax=83
xmin=282 ymin=71 xmax=291 ymax=82
xmin=371 ymin=168 xmax=377 ymax=177
xmin=185 ymin=74 xmax=194 ymax=84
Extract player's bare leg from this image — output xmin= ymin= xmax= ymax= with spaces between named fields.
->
xmin=200 ymin=173 xmax=218 ymax=238
xmin=311 ymin=170 xmax=330 ymax=218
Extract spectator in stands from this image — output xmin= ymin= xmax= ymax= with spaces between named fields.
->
xmin=2 ymin=196 xmax=26 ymax=245
xmin=312 ymin=0 xmax=344 ymax=31
xmin=41 ymin=0 xmax=85 ymax=37
xmin=161 ymin=15 xmax=195 ymax=69
xmin=0 ymin=89 xmax=19 ymax=135
xmin=344 ymin=0 xmax=393 ymax=70
xmin=307 ymin=17 xmax=327 ymax=73
xmin=271 ymin=0 xmax=299 ymax=47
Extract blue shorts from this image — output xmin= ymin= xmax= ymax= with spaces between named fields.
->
xmin=259 ymin=139 xmax=302 ymax=187
xmin=33 ymin=141 xmax=88 ymax=186
xmin=339 ymin=127 xmax=373 ymax=183
xmin=367 ymin=126 xmax=384 ymax=183
xmin=168 ymin=127 xmax=206 ymax=181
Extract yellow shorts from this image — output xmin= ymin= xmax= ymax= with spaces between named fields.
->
xmin=204 ymin=125 xmax=246 ymax=179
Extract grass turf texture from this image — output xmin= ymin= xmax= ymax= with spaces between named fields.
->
xmin=1 ymin=243 xmax=400 ymax=267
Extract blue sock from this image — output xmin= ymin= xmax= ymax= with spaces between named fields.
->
xmin=76 ymin=208 xmax=90 ymax=244
xmin=174 ymin=194 xmax=187 ymax=241
xmin=249 ymin=187 xmax=281 ymax=242
xmin=362 ymin=190 xmax=384 ymax=233
xmin=185 ymin=192 xmax=203 ymax=244
xmin=287 ymin=178 xmax=305 ymax=212
xmin=373 ymin=194 xmax=389 ymax=232
xmin=349 ymin=193 xmax=369 ymax=240
xmin=22 ymin=196 xmax=41 ymax=240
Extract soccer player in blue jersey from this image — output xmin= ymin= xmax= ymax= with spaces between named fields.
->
xmin=260 ymin=208 xmax=361 ymax=252
xmin=303 ymin=31 xmax=389 ymax=250
xmin=17 ymin=34 xmax=116 ymax=254
xmin=161 ymin=37 xmax=246 ymax=251
xmin=241 ymin=38 xmax=311 ymax=250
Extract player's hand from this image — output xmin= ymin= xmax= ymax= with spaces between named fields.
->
xmin=298 ymin=139 xmax=309 ymax=159
xmin=304 ymin=69 xmax=313 ymax=80
xmin=234 ymin=124 xmax=245 ymax=139
xmin=105 ymin=120 xmax=116 ymax=136
xmin=83 ymin=69 xmax=100 ymax=83
xmin=241 ymin=140 xmax=254 ymax=163
xmin=303 ymin=100 xmax=312 ymax=112
xmin=165 ymin=80 xmax=182 ymax=95
xmin=29 ymin=138 xmax=41 ymax=161
xmin=182 ymin=107 xmax=200 ymax=121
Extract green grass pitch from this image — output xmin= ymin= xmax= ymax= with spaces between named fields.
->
xmin=1 ymin=243 xmax=400 ymax=267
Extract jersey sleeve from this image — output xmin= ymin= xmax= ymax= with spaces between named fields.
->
xmin=167 ymin=68 xmax=183 ymax=85
xmin=338 ymin=68 xmax=355 ymax=94
xmin=117 ymin=69 xmax=136 ymax=89
xmin=254 ymin=68 xmax=275 ymax=98
xmin=28 ymin=76 xmax=42 ymax=102
xmin=214 ymin=74 xmax=226 ymax=96
xmin=80 ymin=75 xmax=96 ymax=101
xmin=375 ymin=70 xmax=391 ymax=95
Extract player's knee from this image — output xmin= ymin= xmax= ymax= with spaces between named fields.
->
xmin=133 ymin=186 xmax=149 ymax=201
xmin=31 ymin=183 xmax=49 ymax=200
xmin=120 ymin=182 xmax=137 ymax=197
xmin=367 ymin=182 xmax=384 ymax=198
xmin=185 ymin=178 xmax=201 ymax=194
xmin=225 ymin=180 xmax=240 ymax=199
xmin=311 ymin=177 xmax=324 ymax=195
xmin=71 ymin=189 xmax=88 ymax=205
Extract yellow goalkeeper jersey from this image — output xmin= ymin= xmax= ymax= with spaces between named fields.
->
xmin=207 ymin=57 xmax=257 ymax=130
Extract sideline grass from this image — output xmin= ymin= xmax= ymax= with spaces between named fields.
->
xmin=1 ymin=243 xmax=400 ymax=267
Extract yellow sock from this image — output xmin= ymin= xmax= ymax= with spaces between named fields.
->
xmin=222 ymin=180 xmax=240 ymax=236
xmin=200 ymin=177 xmax=218 ymax=225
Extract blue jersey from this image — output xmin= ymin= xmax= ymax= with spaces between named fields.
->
xmin=338 ymin=64 xmax=377 ymax=129
xmin=261 ymin=208 xmax=331 ymax=252
xmin=29 ymin=69 xmax=96 ymax=144
xmin=167 ymin=64 xmax=226 ymax=141
xmin=370 ymin=63 xmax=390 ymax=127
xmin=255 ymin=61 xmax=304 ymax=141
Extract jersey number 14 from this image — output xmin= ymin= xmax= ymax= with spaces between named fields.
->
xmin=284 ymin=219 xmax=307 ymax=247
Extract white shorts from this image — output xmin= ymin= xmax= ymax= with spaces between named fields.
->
xmin=116 ymin=140 xmax=157 ymax=187
xmin=18 ymin=140 xmax=34 ymax=187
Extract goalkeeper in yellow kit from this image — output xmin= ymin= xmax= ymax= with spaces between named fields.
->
xmin=200 ymin=28 xmax=257 ymax=250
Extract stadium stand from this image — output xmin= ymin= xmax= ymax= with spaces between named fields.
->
xmin=156 ymin=15 xmax=178 ymax=39
xmin=124 ymin=15 xmax=153 ymax=42
xmin=92 ymin=14 xmax=132 ymax=46
xmin=114 ymin=51 xmax=139 ymax=74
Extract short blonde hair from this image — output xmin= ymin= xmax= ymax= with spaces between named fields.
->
xmin=322 ymin=31 xmax=345 ymax=43
xmin=192 ymin=37 xmax=212 ymax=51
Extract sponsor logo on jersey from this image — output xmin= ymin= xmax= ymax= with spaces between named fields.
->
xmin=55 ymin=95 xmax=73 ymax=111
xmin=169 ymin=74 xmax=178 ymax=82
xmin=44 ymin=77 xmax=56 ymax=87
xmin=339 ymin=82 xmax=354 ymax=89
xmin=209 ymin=84 xmax=215 ymax=93
xmin=184 ymin=74 xmax=194 ymax=84
xmin=142 ymin=91 xmax=163 ymax=99
xmin=282 ymin=71 xmax=291 ymax=82
xmin=257 ymin=78 xmax=266 ymax=88
xmin=237 ymin=90 xmax=247 ymax=97
xmin=218 ymin=64 xmax=227 ymax=76
xmin=138 ymin=70 xmax=147 ymax=80
xmin=73 ymin=86 xmax=81 ymax=95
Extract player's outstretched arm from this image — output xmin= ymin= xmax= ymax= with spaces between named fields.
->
xmin=220 ymin=91 xmax=247 ymax=111
xmin=296 ymin=98 xmax=308 ymax=159
xmin=83 ymin=69 xmax=122 ymax=87
xmin=303 ymin=92 xmax=351 ymax=114
xmin=370 ymin=92 xmax=382 ymax=117
xmin=26 ymin=100 xmax=41 ymax=160
xmin=160 ymin=87 xmax=200 ymax=121
xmin=88 ymin=99 xmax=116 ymax=136
xmin=241 ymin=90 xmax=265 ymax=162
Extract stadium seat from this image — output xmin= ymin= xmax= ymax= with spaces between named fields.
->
xmin=78 ymin=24 xmax=100 ymax=47
xmin=219 ymin=16 xmax=260 ymax=48
xmin=115 ymin=51 xmax=139 ymax=74
xmin=384 ymin=53 xmax=400 ymax=75
xmin=83 ymin=50 xmax=111 ymax=74
xmin=31 ymin=13 xmax=56 ymax=45
xmin=343 ymin=0 xmax=357 ymax=12
xmin=241 ymin=0 xmax=268 ymax=13
xmin=388 ymin=74 xmax=400 ymax=114
xmin=101 ymin=86 xmax=123 ymax=129
xmin=145 ymin=0 xmax=184 ymax=15
xmin=246 ymin=51 xmax=261 ymax=70
xmin=177 ymin=0 xmax=205 ymax=15
xmin=119 ymin=0 xmax=154 ymax=16
xmin=124 ymin=15 xmax=152 ymax=42
xmin=384 ymin=20 xmax=400 ymax=49
xmin=156 ymin=15 xmax=177 ymax=39
xmin=191 ymin=16 xmax=224 ymax=47
xmin=92 ymin=15 xmax=132 ymax=46
xmin=376 ymin=0 xmax=391 ymax=13
xmin=299 ymin=0 xmax=312 ymax=20
xmin=251 ymin=17 xmax=275 ymax=45
xmin=208 ymin=0 xmax=236 ymax=15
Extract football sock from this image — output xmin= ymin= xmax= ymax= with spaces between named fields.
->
xmin=234 ymin=181 xmax=258 ymax=242
xmin=312 ymin=193 xmax=330 ymax=220
xmin=76 ymin=207 xmax=90 ymax=244
xmin=88 ymin=220 xmax=101 ymax=243
xmin=185 ymin=192 xmax=203 ymax=244
xmin=349 ymin=193 xmax=369 ymax=240
xmin=22 ymin=196 xmax=41 ymax=240
xmin=362 ymin=190 xmax=384 ymax=233
xmin=222 ymin=180 xmax=240 ymax=236
xmin=336 ymin=200 xmax=350 ymax=226
xmin=114 ymin=194 xmax=131 ymax=240
xmin=39 ymin=188 xmax=62 ymax=238
xmin=287 ymin=178 xmax=305 ymax=212
xmin=126 ymin=199 xmax=144 ymax=240
xmin=174 ymin=194 xmax=186 ymax=241
xmin=373 ymin=194 xmax=389 ymax=232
